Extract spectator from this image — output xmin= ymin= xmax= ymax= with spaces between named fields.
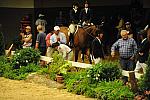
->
xmin=46 ymin=31 xmax=54 ymax=57
xmin=35 ymin=14 xmax=47 ymax=32
xmin=134 ymin=28 xmax=150 ymax=73
xmin=111 ymin=30 xmax=137 ymax=71
xmin=22 ymin=26 xmax=32 ymax=48
xmin=125 ymin=22 xmax=135 ymax=38
xmin=52 ymin=42 xmax=73 ymax=60
xmin=35 ymin=25 xmax=46 ymax=56
xmin=92 ymin=29 xmax=105 ymax=64
xmin=50 ymin=26 xmax=66 ymax=45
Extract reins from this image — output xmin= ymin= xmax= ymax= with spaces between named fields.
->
xmin=82 ymin=25 xmax=96 ymax=39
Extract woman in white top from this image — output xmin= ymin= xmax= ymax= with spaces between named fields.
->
xmin=22 ymin=26 xmax=32 ymax=48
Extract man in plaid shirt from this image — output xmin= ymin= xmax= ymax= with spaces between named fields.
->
xmin=111 ymin=30 xmax=137 ymax=71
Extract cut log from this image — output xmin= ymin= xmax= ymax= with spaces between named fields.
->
xmin=5 ymin=44 xmax=13 ymax=56
xmin=128 ymin=71 xmax=138 ymax=92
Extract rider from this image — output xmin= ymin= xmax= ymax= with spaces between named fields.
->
xmin=69 ymin=2 xmax=80 ymax=24
xmin=68 ymin=2 xmax=80 ymax=47
xmin=79 ymin=1 xmax=93 ymax=26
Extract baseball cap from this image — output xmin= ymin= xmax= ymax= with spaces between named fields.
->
xmin=125 ymin=22 xmax=131 ymax=25
xmin=54 ymin=26 xmax=60 ymax=31
xmin=25 ymin=26 xmax=31 ymax=29
xmin=39 ymin=14 xmax=44 ymax=17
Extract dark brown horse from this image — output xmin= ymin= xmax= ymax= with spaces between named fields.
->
xmin=60 ymin=25 xmax=97 ymax=63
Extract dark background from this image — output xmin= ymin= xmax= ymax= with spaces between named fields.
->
xmin=0 ymin=0 xmax=149 ymax=48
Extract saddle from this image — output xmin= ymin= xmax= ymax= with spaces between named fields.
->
xmin=68 ymin=24 xmax=79 ymax=36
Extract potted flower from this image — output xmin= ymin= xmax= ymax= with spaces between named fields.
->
xmin=48 ymin=52 xmax=72 ymax=83
xmin=56 ymin=62 xmax=72 ymax=83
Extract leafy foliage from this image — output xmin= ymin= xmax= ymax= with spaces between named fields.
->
xmin=64 ymin=71 xmax=87 ymax=92
xmin=87 ymin=61 xmax=121 ymax=84
xmin=48 ymin=51 xmax=72 ymax=80
xmin=2 ymin=63 xmax=41 ymax=80
xmin=138 ymin=54 xmax=150 ymax=91
xmin=0 ymin=56 xmax=10 ymax=76
xmin=64 ymin=69 xmax=133 ymax=99
xmin=95 ymin=80 xmax=134 ymax=100
xmin=11 ymin=48 xmax=41 ymax=68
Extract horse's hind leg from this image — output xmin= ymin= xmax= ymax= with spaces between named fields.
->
xmin=87 ymin=48 xmax=92 ymax=64
xmin=81 ymin=48 xmax=86 ymax=63
xmin=75 ymin=48 xmax=79 ymax=62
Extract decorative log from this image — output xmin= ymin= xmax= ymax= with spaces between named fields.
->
xmin=5 ymin=44 xmax=13 ymax=56
xmin=128 ymin=71 xmax=138 ymax=92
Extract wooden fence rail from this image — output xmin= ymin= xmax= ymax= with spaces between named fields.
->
xmin=40 ymin=56 xmax=143 ymax=79
xmin=5 ymin=50 xmax=143 ymax=80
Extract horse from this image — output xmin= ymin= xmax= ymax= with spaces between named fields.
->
xmin=60 ymin=24 xmax=97 ymax=63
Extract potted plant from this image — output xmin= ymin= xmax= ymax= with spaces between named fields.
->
xmin=56 ymin=61 xmax=72 ymax=83
xmin=48 ymin=51 xmax=72 ymax=83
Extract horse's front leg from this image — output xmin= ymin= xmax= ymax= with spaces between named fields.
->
xmin=88 ymin=55 xmax=92 ymax=64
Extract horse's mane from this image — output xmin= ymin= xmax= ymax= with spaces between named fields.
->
xmin=81 ymin=25 xmax=97 ymax=37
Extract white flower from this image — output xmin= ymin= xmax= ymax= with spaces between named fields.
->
xmin=20 ymin=66 xmax=22 ymax=68
xmin=17 ymin=53 xmax=20 ymax=55
xmin=16 ymin=61 xmax=19 ymax=64
xmin=97 ymin=74 xmax=100 ymax=77
xmin=87 ymin=74 xmax=90 ymax=77
xmin=26 ymin=60 xmax=28 ymax=63
xmin=96 ymin=77 xmax=99 ymax=80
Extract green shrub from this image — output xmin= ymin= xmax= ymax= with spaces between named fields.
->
xmin=11 ymin=48 xmax=41 ymax=68
xmin=87 ymin=61 xmax=121 ymax=84
xmin=64 ymin=71 xmax=133 ymax=99
xmin=138 ymin=67 xmax=150 ymax=91
xmin=84 ymin=86 xmax=96 ymax=98
xmin=0 ymin=55 xmax=41 ymax=80
xmin=64 ymin=71 xmax=87 ymax=92
xmin=138 ymin=55 xmax=150 ymax=91
xmin=0 ymin=62 xmax=12 ymax=77
xmin=95 ymin=80 xmax=134 ymax=100
xmin=3 ymin=63 xmax=41 ymax=80
xmin=37 ymin=67 xmax=49 ymax=75
xmin=64 ymin=61 xmax=122 ymax=98
xmin=0 ymin=56 xmax=10 ymax=76
xmin=0 ymin=56 xmax=8 ymax=64
xmin=48 ymin=51 xmax=72 ymax=80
